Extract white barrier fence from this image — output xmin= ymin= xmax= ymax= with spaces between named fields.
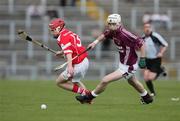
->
xmin=0 ymin=50 xmax=180 ymax=80
xmin=0 ymin=50 xmax=119 ymax=80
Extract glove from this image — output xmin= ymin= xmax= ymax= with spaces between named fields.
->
xmin=138 ymin=57 xmax=146 ymax=69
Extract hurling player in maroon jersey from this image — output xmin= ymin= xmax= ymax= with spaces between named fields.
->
xmin=76 ymin=14 xmax=153 ymax=104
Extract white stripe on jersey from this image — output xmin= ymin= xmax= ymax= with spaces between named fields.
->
xmin=152 ymin=32 xmax=168 ymax=47
xmin=64 ymin=50 xmax=73 ymax=54
xmin=122 ymin=28 xmax=138 ymax=40
xmin=57 ymin=34 xmax=61 ymax=43
xmin=124 ymin=46 xmax=130 ymax=64
xmin=61 ymin=42 xmax=71 ymax=50
xmin=70 ymin=33 xmax=80 ymax=61
xmin=63 ymin=31 xmax=72 ymax=36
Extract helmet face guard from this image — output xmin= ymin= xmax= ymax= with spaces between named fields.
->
xmin=106 ymin=14 xmax=121 ymax=30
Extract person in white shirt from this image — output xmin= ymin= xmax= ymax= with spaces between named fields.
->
xmin=142 ymin=23 xmax=168 ymax=96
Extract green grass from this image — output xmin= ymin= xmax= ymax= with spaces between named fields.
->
xmin=0 ymin=80 xmax=180 ymax=121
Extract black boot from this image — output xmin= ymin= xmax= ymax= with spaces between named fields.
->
xmin=141 ymin=93 xmax=153 ymax=104
xmin=75 ymin=93 xmax=95 ymax=104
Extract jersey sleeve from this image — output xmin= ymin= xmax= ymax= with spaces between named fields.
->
xmin=103 ymin=29 xmax=113 ymax=39
xmin=60 ymin=36 xmax=73 ymax=55
xmin=152 ymin=32 xmax=168 ymax=47
xmin=134 ymin=37 xmax=145 ymax=50
xmin=122 ymin=28 xmax=144 ymax=49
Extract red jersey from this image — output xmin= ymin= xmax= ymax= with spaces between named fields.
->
xmin=57 ymin=28 xmax=88 ymax=65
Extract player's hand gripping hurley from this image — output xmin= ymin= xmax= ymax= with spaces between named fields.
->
xmin=54 ymin=47 xmax=91 ymax=72
xmin=18 ymin=30 xmax=57 ymax=54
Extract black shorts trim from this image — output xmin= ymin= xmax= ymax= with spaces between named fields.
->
xmin=146 ymin=58 xmax=162 ymax=73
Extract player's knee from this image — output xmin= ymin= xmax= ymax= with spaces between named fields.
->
xmin=147 ymin=75 xmax=155 ymax=80
xmin=56 ymin=77 xmax=64 ymax=86
xmin=144 ymin=74 xmax=155 ymax=81
xmin=144 ymin=76 xmax=148 ymax=81
xmin=56 ymin=79 xmax=61 ymax=86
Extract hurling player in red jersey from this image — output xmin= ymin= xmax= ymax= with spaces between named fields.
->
xmin=49 ymin=18 xmax=90 ymax=97
xmin=76 ymin=14 xmax=153 ymax=104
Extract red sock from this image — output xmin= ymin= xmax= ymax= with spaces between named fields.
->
xmin=72 ymin=84 xmax=79 ymax=93
xmin=72 ymin=84 xmax=89 ymax=95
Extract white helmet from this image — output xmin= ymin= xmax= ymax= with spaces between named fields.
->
xmin=107 ymin=14 xmax=121 ymax=24
xmin=106 ymin=14 xmax=121 ymax=30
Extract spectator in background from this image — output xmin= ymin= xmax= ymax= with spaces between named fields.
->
xmin=26 ymin=3 xmax=46 ymax=28
xmin=142 ymin=11 xmax=152 ymax=24
xmin=161 ymin=12 xmax=171 ymax=30
xmin=151 ymin=13 xmax=162 ymax=28
xmin=142 ymin=12 xmax=171 ymax=30
xmin=27 ymin=4 xmax=45 ymax=18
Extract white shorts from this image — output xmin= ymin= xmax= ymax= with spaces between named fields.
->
xmin=62 ymin=58 xmax=89 ymax=82
xmin=117 ymin=62 xmax=138 ymax=79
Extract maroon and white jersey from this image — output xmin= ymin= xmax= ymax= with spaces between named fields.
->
xmin=104 ymin=26 xmax=144 ymax=67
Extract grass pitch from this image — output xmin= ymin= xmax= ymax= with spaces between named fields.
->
xmin=0 ymin=80 xmax=180 ymax=121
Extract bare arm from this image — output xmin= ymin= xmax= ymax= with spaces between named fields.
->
xmin=87 ymin=34 xmax=105 ymax=49
xmin=139 ymin=43 xmax=146 ymax=58
xmin=95 ymin=34 xmax=106 ymax=43
xmin=157 ymin=46 xmax=167 ymax=57
xmin=55 ymin=50 xmax=64 ymax=57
